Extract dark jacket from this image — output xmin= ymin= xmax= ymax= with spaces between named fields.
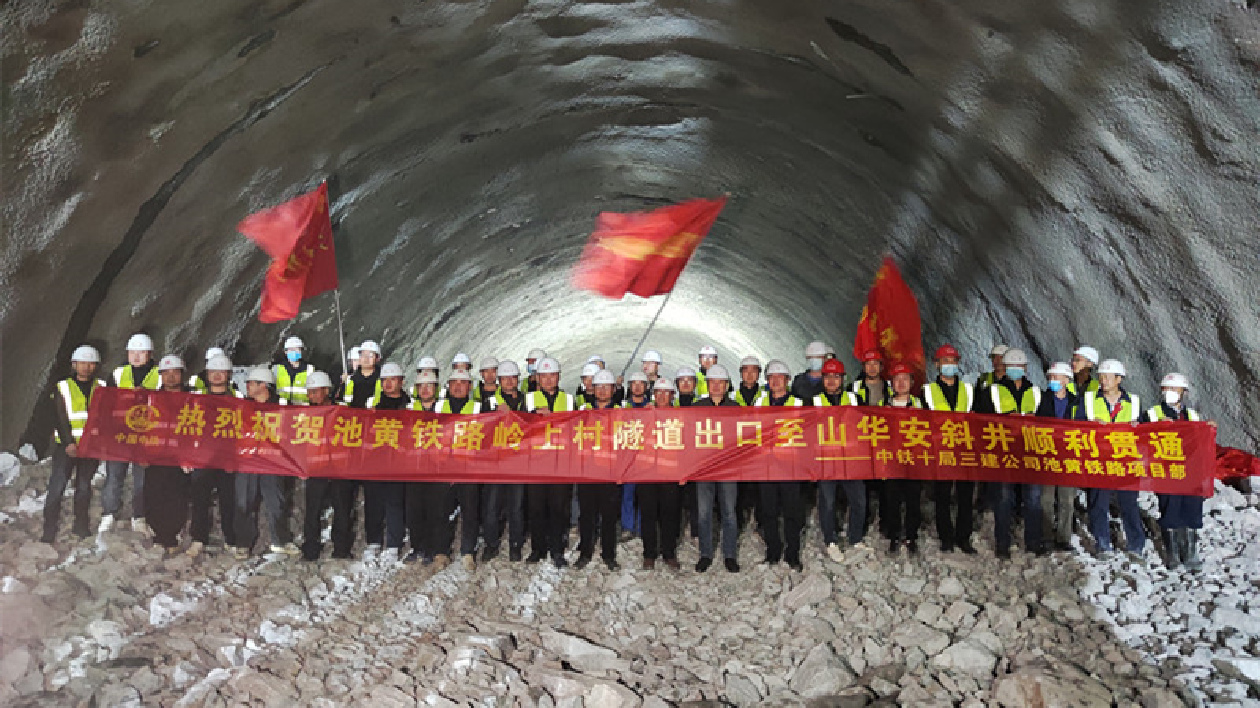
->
xmin=791 ymin=371 xmax=824 ymax=402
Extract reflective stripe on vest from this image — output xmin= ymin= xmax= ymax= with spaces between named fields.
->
xmin=55 ymin=378 xmax=105 ymax=443
xmin=923 ymin=382 xmax=974 ymax=412
xmin=733 ymin=386 xmax=761 ymax=407
xmin=883 ymin=395 xmax=925 ymax=409
xmin=754 ymin=395 xmax=802 ymax=407
xmin=696 ymin=371 xmax=708 ymax=397
xmin=1082 ymin=391 xmax=1141 ymax=423
xmin=439 ymin=399 xmax=481 ymax=414
xmin=525 ymin=390 xmax=574 ymax=412
xmin=990 ymin=383 xmax=1041 ymax=415
xmin=347 ymin=379 xmax=383 ymax=407
xmin=813 ymin=392 xmax=858 ymax=406
xmin=274 ymin=365 xmax=313 ymax=404
xmin=1147 ymin=405 xmax=1200 ymax=422
xmin=114 ymin=365 xmax=160 ymax=390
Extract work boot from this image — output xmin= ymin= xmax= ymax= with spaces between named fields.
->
xmin=1183 ymin=529 xmax=1203 ymax=572
xmin=98 ymin=514 xmax=115 ymax=534
xmin=432 ymin=554 xmax=450 ymax=570
xmin=664 ymin=558 xmax=681 ymax=570
xmin=186 ymin=541 xmax=205 ymax=558
xmin=643 ymin=558 xmax=656 ymax=570
xmin=695 ymin=557 xmax=713 ymax=573
xmin=462 ymin=554 xmax=476 ymax=571
xmin=574 ymin=554 xmax=592 ymax=570
xmin=825 ymin=543 xmax=843 ymax=563
xmin=509 ymin=547 xmax=523 ymax=562
xmin=131 ymin=518 xmax=153 ymax=538
xmin=1162 ymin=529 xmax=1181 ymax=569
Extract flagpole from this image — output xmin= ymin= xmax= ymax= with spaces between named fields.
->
xmin=333 ymin=289 xmax=349 ymax=381
xmin=620 ymin=291 xmax=673 ymax=380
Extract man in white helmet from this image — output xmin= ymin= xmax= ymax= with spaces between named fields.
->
xmin=343 ymin=340 xmax=383 ymax=407
xmin=475 ymin=357 xmax=500 ymax=403
xmin=691 ymin=364 xmax=742 ymax=573
xmin=233 ymin=367 xmax=299 ymax=560
xmin=696 ymin=345 xmax=718 ymax=397
xmin=623 ymin=372 xmax=651 ymax=409
xmin=189 ymin=347 xmax=227 ymax=393
xmin=42 ymin=345 xmax=108 ymax=543
xmin=575 ymin=370 xmax=623 ymax=570
xmin=451 ymin=352 xmax=472 ymax=373
xmin=404 ymin=370 xmax=449 ymax=565
xmin=299 ymin=372 xmax=354 ymax=561
xmin=444 ymin=370 xmax=487 ymax=570
xmin=976 ymin=344 xmax=1009 ymax=389
xmin=674 ymin=366 xmax=700 ymax=407
xmin=274 ymin=336 xmax=315 ymax=405
xmin=975 ymin=348 xmax=1044 ymax=559
xmin=187 ymin=354 xmax=241 ymax=557
xmin=145 ymin=355 xmax=194 ymax=551
xmin=1075 ymin=359 xmax=1145 ymax=557
xmin=1036 ymin=361 xmax=1079 ymax=552
xmin=480 ymin=361 xmax=528 ymax=562
xmin=1070 ymin=346 xmax=1101 ymax=399
xmin=641 ymin=350 xmax=663 ymax=384
xmin=576 ymin=362 xmax=602 ymax=407
xmin=413 ymin=356 xmax=440 ymax=398
xmin=361 ymin=362 xmax=411 ymax=562
xmin=791 ymin=341 xmax=830 ymax=401
xmin=101 ymin=333 xmax=161 ymax=537
xmin=524 ymin=348 xmax=547 ymax=393
xmin=1145 ymin=373 xmax=1207 ymax=570
xmin=525 ymin=357 xmax=576 ymax=567
xmin=732 ymin=356 xmax=763 ymax=406
xmin=755 ymin=360 xmax=807 ymax=570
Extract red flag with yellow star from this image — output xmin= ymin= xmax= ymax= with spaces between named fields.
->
xmin=853 ymin=256 xmax=925 ymax=379
xmin=238 ymin=182 xmax=339 ymax=323
xmin=573 ymin=196 xmax=727 ymax=299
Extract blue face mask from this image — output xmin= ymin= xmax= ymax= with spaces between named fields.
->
xmin=1006 ymin=367 xmax=1025 ymax=381
xmin=1048 ymin=380 xmax=1064 ymax=393
xmin=526 ymin=363 xmax=537 ymax=375
xmin=807 ymin=357 xmax=824 ymax=372
xmin=940 ymin=364 xmax=960 ymax=377
xmin=286 ymin=350 xmax=301 ymax=363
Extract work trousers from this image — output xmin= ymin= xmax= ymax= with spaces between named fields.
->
xmin=696 ymin=481 xmax=739 ymax=560
xmin=43 ymin=445 xmax=97 ymax=539
xmin=1088 ymin=489 xmax=1145 ymax=552
xmin=302 ymin=477 xmax=355 ymax=558
xmin=577 ymin=484 xmax=620 ymax=561
xmin=189 ymin=469 xmax=236 ymax=546
xmin=407 ymin=482 xmax=454 ymax=558
xmin=1042 ymin=485 xmax=1076 ymax=544
xmin=758 ymin=481 xmax=804 ymax=562
xmin=882 ymin=479 xmax=922 ymax=542
xmin=933 ymin=480 xmax=974 ymax=547
xmin=481 ymin=484 xmax=526 ymax=553
xmin=103 ymin=460 xmax=145 ymax=519
xmin=145 ymin=465 xmax=190 ymax=548
xmin=363 ymin=481 xmax=406 ymax=549
xmin=637 ymin=483 xmax=681 ymax=561
xmin=1158 ymin=494 xmax=1203 ymax=530
xmin=234 ymin=473 xmax=292 ymax=551
xmin=527 ymin=484 xmax=571 ymax=560
xmin=818 ymin=480 xmax=867 ymax=546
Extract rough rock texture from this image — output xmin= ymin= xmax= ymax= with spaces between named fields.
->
xmin=3 ymin=0 xmax=1260 ymax=452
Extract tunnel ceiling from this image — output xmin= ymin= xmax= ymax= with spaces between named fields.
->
xmin=2 ymin=0 xmax=1259 ymax=450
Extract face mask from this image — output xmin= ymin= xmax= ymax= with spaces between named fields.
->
xmin=1163 ymin=390 xmax=1182 ymax=406
xmin=940 ymin=364 xmax=960 ymax=377
xmin=807 ymin=357 xmax=824 ymax=372
xmin=1006 ymin=367 xmax=1025 ymax=380
xmin=526 ymin=363 xmax=536 ymax=375
xmin=1047 ymin=380 xmax=1064 ymax=393
xmin=286 ymin=351 xmax=301 ymax=363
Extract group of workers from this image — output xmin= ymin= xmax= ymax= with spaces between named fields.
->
xmin=41 ymin=334 xmax=1210 ymax=573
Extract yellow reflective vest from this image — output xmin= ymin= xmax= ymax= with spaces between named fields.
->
xmin=113 ymin=365 xmax=160 ymax=390
xmin=923 ymin=380 xmax=974 ymax=412
xmin=525 ymin=390 xmax=575 ymax=412
xmin=990 ymin=382 xmax=1041 ymax=415
xmin=439 ymin=399 xmax=482 ymax=414
xmin=274 ymin=363 xmax=314 ymax=405
xmin=1082 ymin=391 xmax=1142 ymax=423
xmin=1146 ymin=404 xmax=1199 ymax=422
xmin=733 ymin=385 xmax=762 ymax=407
xmin=54 ymin=377 xmax=107 ymax=444
xmin=814 ymin=391 xmax=859 ymax=406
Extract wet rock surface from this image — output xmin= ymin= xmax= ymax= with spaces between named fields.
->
xmin=2 ymin=458 xmax=1258 ymax=705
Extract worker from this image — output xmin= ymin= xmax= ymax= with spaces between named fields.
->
xmin=623 ymin=372 xmax=651 ymax=408
xmin=733 ymin=356 xmax=763 ymax=406
xmin=850 ymin=349 xmax=892 ymax=406
xmin=675 ymin=366 xmax=700 ymax=407
xmin=299 ymin=371 xmax=354 ymax=561
xmin=813 ymin=359 xmax=866 ymax=562
xmin=273 ymin=336 xmax=314 ymax=405
xmin=442 ymin=369 xmax=484 ymax=570
xmin=1070 ymin=346 xmax=1101 ymax=399
xmin=756 ymin=360 xmax=806 ymax=570
xmin=475 ymin=357 xmax=499 ymax=403
xmin=823 ymin=344 xmax=838 ymax=361
xmin=692 ymin=364 xmax=741 ymax=572
xmin=619 ymin=371 xmax=652 ymax=538
xmin=1036 ymin=361 xmax=1078 ymax=553
xmin=576 ymin=362 xmax=601 ymax=406
xmin=639 ymin=378 xmax=682 ymax=569
xmin=525 ymin=358 xmax=576 ymax=567
xmin=641 ymin=350 xmax=663 ymax=384
xmin=483 ymin=360 xmax=527 ymax=561
xmin=791 ymin=341 xmax=829 ymax=401
xmin=1076 ymin=359 xmax=1145 ymax=558
xmin=1146 ymin=373 xmax=1207 ymax=571
xmin=524 ymin=348 xmax=547 ymax=393
xmin=366 ymin=362 xmax=411 ymax=561
xmin=342 ymin=340 xmax=382 ymax=405
xmin=414 ymin=356 xmax=440 ymax=398
xmin=923 ymin=344 xmax=977 ymax=554
xmin=451 ymin=352 xmax=472 ymax=373
xmin=976 ymin=344 xmax=1009 ymax=389
xmin=696 ymin=345 xmax=718 ymax=396
xmin=881 ymin=362 xmax=925 ymax=554
xmin=233 ymin=367 xmax=299 ymax=559
xmin=404 ymin=370 xmax=449 ymax=565
xmin=144 ymin=355 xmax=194 ymax=552
xmin=187 ymin=354 xmax=240 ymax=557
xmin=575 ymin=370 xmax=622 ymax=570
xmin=101 ymin=332 xmax=161 ymax=537
xmin=188 ymin=347 xmax=226 ymax=393
xmin=41 ymin=345 xmax=107 ymax=543
xmin=977 ymin=348 xmax=1044 ymax=559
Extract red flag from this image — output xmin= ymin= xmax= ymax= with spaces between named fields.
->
xmin=1216 ymin=445 xmax=1260 ymax=481
xmin=238 ymin=182 xmax=339 ymax=323
xmin=573 ymin=196 xmax=727 ymax=299
xmin=853 ymin=256 xmax=925 ymax=380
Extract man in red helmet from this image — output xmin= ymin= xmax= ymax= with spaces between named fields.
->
xmin=850 ymin=349 xmax=892 ymax=406
xmin=923 ymin=344 xmax=977 ymax=554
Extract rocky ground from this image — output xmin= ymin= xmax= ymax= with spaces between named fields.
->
xmin=1 ymin=451 xmax=1258 ymax=707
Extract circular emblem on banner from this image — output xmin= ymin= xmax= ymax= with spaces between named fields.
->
xmin=125 ymin=405 xmax=159 ymax=432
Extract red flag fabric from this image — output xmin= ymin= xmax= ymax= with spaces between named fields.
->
xmin=853 ymin=256 xmax=925 ymax=380
xmin=238 ymin=182 xmax=339 ymax=323
xmin=1216 ymin=445 xmax=1260 ymax=481
xmin=573 ymin=196 xmax=727 ymax=299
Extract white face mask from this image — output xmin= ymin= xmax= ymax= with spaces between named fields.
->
xmin=1163 ymin=390 xmax=1182 ymax=406
xmin=807 ymin=357 xmax=824 ymax=372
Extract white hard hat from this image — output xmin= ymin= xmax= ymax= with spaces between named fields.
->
xmin=824 ymin=344 xmax=836 ymax=356
xmin=206 ymin=355 xmax=233 ymax=371
xmin=536 ymin=357 xmax=561 ymax=374
xmin=675 ymin=365 xmax=698 ymax=379
xmin=306 ymin=371 xmax=333 ymax=389
xmin=705 ymin=364 xmax=731 ymax=381
xmin=698 ymin=345 xmax=718 ymax=357
xmin=497 ymin=360 xmax=521 ymax=377
xmin=348 ymin=346 xmax=361 ymax=360
xmin=416 ymin=371 xmax=439 ymax=385
xmin=284 ymin=336 xmax=304 ymax=350
xmin=205 ymin=347 xmax=225 ymax=361
xmin=989 ymin=344 xmax=1010 ymax=358
xmin=1098 ymin=359 xmax=1127 ymax=377
xmin=246 ymin=367 xmax=275 ymax=384
xmin=71 ymin=345 xmax=101 ymax=363
xmin=526 ymin=348 xmax=547 ymax=361
xmin=1073 ymin=346 xmax=1100 ymax=365
xmin=479 ymin=356 xmax=499 ymax=371
xmin=642 ymin=350 xmax=662 ymax=363
xmin=359 ymin=340 xmax=381 ymax=356
xmin=158 ymin=355 xmax=185 ymax=372
xmin=1161 ymin=372 xmax=1190 ymax=390
xmin=586 ymin=354 xmax=605 ymax=365
xmin=765 ymin=360 xmax=792 ymax=377
xmin=581 ymin=363 xmax=601 ymax=378
xmin=627 ymin=371 xmax=649 ymax=384
xmin=653 ymin=378 xmax=676 ymax=392
xmin=448 ymin=370 xmax=473 ymax=382
xmin=380 ymin=362 xmax=405 ymax=378
xmin=416 ymin=356 xmax=439 ymax=370
xmin=452 ymin=352 xmax=471 ymax=365
xmin=805 ymin=341 xmax=828 ymax=358
xmin=127 ymin=333 xmax=155 ymax=352
xmin=1002 ymin=349 xmax=1029 ymax=367
xmin=592 ymin=370 xmax=617 ymax=386
xmin=1046 ymin=362 xmax=1073 ymax=378
xmin=739 ymin=355 xmax=761 ymax=369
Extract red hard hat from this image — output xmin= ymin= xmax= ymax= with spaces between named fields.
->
xmin=888 ymin=362 xmax=914 ymax=378
xmin=821 ymin=359 xmax=845 ymax=375
xmin=934 ymin=344 xmax=959 ymax=360
xmin=862 ymin=349 xmax=883 ymax=363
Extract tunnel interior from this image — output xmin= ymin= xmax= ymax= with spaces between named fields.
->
xmin=2 ymin=0 xmax=1259 ymax=451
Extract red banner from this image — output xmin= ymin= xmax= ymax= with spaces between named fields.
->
xmin=77 ymin=389 xmax=1217 ymax=496
xmin=239 ymin=182 xmax=339 ymax=323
